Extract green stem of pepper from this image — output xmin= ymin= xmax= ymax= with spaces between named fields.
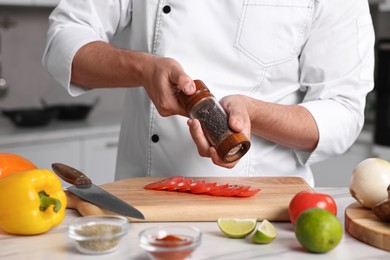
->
xmin=39 ymin=191 xmax=62 ymax=213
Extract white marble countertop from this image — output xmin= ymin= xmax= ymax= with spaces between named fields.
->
xmin=1 ymin=188 xmax=389 ymax=260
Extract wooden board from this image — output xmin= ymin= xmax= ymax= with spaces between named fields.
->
xmin=345 ymin=202 xmax=390 ymax=252
xmin=67 ymin=177 xmax=313 ymax=222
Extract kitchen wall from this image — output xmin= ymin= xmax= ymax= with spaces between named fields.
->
xmin=0 ymin=3 xmax=389 ymax=188
xmin=0 ymin=4 xmax=387 ymax=119
xmin=0 ymin=6 xmax=126 ymax=117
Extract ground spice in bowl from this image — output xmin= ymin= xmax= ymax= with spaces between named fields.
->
xmin=75 ymin=223 xmax=122 ymax=253
xmin=68 ymin=215 xmax=128 ymax=254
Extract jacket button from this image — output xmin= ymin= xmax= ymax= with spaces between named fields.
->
xmin=151 ymin=134 xmax=160 ymax=143
xmin=162 ymin=5 xmax=171 ymax=14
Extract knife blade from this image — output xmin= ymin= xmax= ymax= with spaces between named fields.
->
xmin=51 ymin=163 xmax=144 ymax=220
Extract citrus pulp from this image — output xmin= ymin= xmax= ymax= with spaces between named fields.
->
xmin=217 ymin=218 xmax=257 ymax=238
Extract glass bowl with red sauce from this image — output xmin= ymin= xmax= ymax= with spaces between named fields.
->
xmin=139 ymin=226 xmax=202 ymax=260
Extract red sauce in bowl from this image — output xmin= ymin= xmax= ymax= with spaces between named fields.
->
xmin=149 ymin=234 xmax=194 ymax=260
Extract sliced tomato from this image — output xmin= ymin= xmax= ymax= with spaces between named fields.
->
xmin=144 ymin=176 xmax=184 ymax=190
xmin=206 ymin=184 xmax=230 ymax=196
xmin=165 ymin=178 xmax=192 ymax=191
xmin=219 ymin=185 xmax=241 ymax=197
xmin=143 ymin=176 xmax=261 ymax=198
xmin=190 ymin=181 xmax=216 ymax=194
xmin=176 ymin=179 xmax=194 ymax=192
xmin=235 ymin=188 xmax=261 ymax=197
xmin=182 ymin=180 xmax=204 ymax=193
xmin=219 ymin=185 xmax=249 ymax=197
xmin=207 ymin=184 xmax=236 ymax=197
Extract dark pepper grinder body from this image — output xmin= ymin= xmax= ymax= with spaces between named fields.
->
xmin=177 ymin=80 xmax=251 ymax=163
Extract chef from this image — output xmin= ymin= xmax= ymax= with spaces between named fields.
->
xmin=43 ymin=0 xmax=375 ymax=187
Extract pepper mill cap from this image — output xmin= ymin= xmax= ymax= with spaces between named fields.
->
xmin=217 ymin=132 xmax=251 ymax=163
xmin=177 ymin=80 xmax=214 ymax=113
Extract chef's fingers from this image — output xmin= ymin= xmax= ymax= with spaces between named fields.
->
xmin=164 ymin=59 xmax=194 ymax=117
xmin=143 ymin=56 xmax=193 ymax=117
xmin=228 ymin=113 xmax=251 ymax=139
xmin=221 ymin=96 xmax=251 ymax=138
xmin=169 ymin=65 xmax=195 ymax=95
xmin=171 ymin=71 xmax=194 ymax=117
xmin=187 ymin=119 xmax=211 ymax=158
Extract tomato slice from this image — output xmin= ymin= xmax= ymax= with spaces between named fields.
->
xmin=219 ymin=185 xmax=240 ymax=197
xmin=235 ymin=188 xmax=261 ymax=197
xmin=218 ymin=185 xmax=248 ymax=197
xmin=206 ymin=184 xmax=230 ymax=196
xmin=176 ymin=179 xmax=194 ymax=192
xmin=207 ymin=185 xmax=251 ymax=197
xmin=144 ymin=176 xmax=184 ymax=190
xmin=190 ymin=181 xmax=216 ymax=194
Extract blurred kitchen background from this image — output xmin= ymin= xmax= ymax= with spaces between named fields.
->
xmin=0 ymin=1 xmax=389 ymax=187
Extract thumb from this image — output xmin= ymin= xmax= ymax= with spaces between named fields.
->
xmin=170 ymin=67 xmax=195 ymax=95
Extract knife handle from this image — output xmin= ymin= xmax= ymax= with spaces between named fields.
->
xmin=52 ymin=163 xmax=92 ymax=188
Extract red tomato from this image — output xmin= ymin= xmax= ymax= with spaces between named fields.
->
xmin=288 ymin=191 xmax=337 ymax=225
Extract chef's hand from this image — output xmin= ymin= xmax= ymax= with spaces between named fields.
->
xmin=142 ymin=56 xmax=195 ymax=117
xmin=187 ymin=95 xmax=252 ymax=168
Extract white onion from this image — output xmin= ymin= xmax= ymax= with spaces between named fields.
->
xmin=349 ymin=158 xmax=390 ymax=209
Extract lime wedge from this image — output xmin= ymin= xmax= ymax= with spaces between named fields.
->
xmin=217 ymin=218 xmax=257 ymax=238
xmin=252 ymin=219 xmax=277 ymax=244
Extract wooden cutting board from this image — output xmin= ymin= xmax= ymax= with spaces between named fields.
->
xmin=345 ymin=202 xmax=390 ymax=252
xmin=66 ymin=177 xmax=313 ymax=222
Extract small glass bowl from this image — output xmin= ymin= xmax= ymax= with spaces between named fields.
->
xmin=139 ymin=226 xmax=202 ymax=260
xmin=68 ymin=215 xmax=129 ymax=254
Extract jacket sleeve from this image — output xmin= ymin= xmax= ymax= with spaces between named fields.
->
xmin=296 ymin=0 xmax=375 ymax=165
xmin=42 ymin=0 xmax=132 ymax=96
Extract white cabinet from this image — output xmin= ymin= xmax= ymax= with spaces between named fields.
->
xmin=372 ymin=144 xmax=390 ymax=161
xmin=1 ymin=134 xmax=118 ymax=187
xmin=0 ymin=0 xmax=32 ymax=5
xmin=0 ymin=0 xmax=59 ymax=6
xmin=2 ymin=139 xmax=82 ymax=170
xmin=32 ymin=0 xmax=59 ymax=6
xmin=83 ymin=135 xmax=118 ymax=185
xmin=1 ymin=139 xmax=82 ymax=187
xmin=311 ymin=133 xmax=373 ymax=187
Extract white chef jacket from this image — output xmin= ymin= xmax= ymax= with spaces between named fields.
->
xmin=43 ymin=0 xmax=375 ymax=187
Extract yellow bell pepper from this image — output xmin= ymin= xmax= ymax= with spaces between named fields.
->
xmin=0 ymin=168 xmax=67 ymax=235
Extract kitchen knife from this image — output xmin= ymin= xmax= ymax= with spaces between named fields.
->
xmin=51 ymin=163 xmax=145 ymax=220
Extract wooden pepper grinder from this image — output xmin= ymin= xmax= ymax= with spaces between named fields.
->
xmin=177 ymin=80 xmax=250 ymax=162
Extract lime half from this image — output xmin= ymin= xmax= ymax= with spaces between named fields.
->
xmin=252 ymin=219 xmax=277 ymax=244
xmin=217 ymin=218 xmax=257 ymax=238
